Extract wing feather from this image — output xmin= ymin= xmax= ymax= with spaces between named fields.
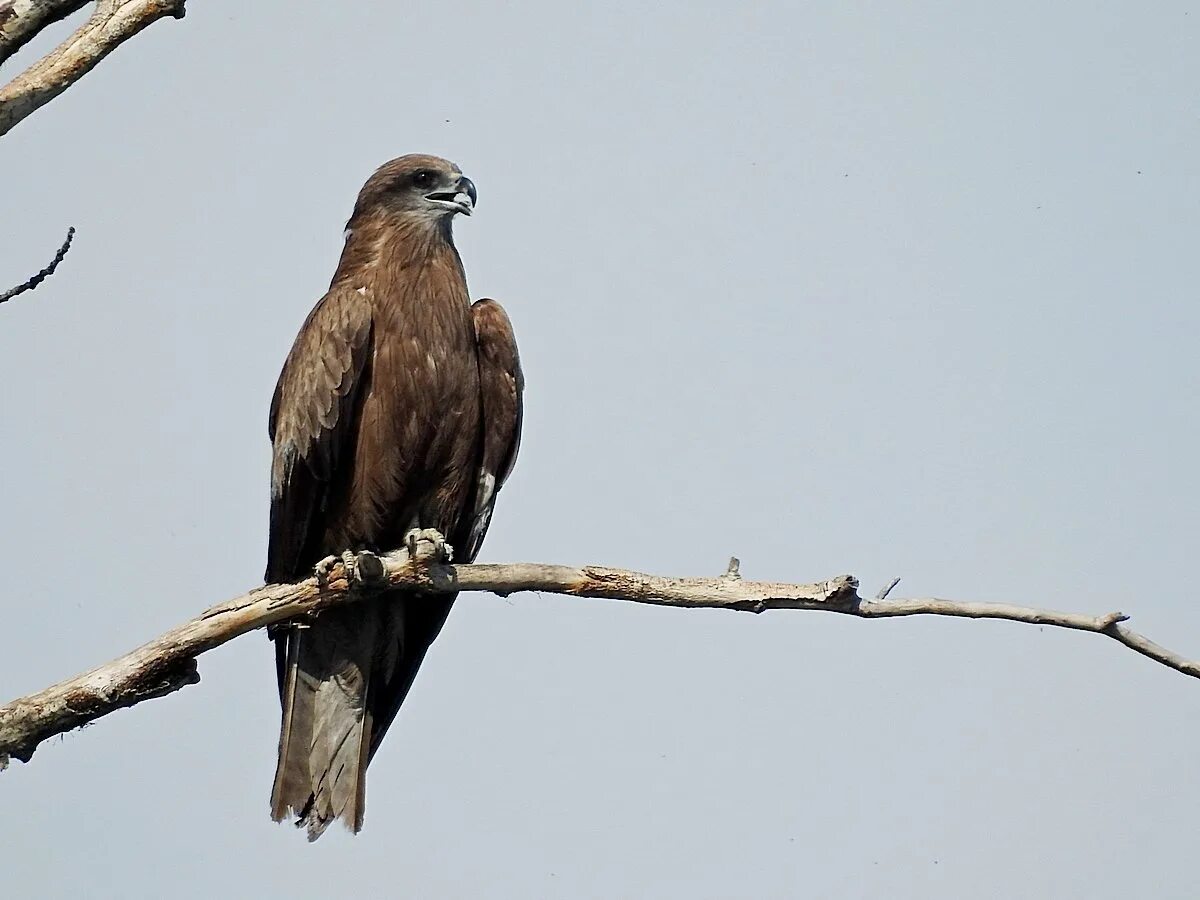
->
xmin=266 ymin=286 xmax=373 ymax=583
xmin=464 ymin=298 xmax=524 ymax=561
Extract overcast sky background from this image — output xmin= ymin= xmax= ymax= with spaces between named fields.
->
xmin=2 ymin=2 xmax=1198 ymax=897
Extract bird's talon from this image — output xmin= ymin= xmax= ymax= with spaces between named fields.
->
xmin=313 ymin=554 xmax=339 ymax=584
xmin=403 ymin=528 xmax=453 ymax=563
xmin=314 ymin=550 xmax=385 ymax=587
xmin=341 ymin=550 xmax=360 ymax=584
xmin=352 ymin=549 xmax=386 ymax=585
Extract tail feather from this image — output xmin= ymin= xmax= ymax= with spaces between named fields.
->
xmin=269 ymin=590 xmax=457 ymax=839
xmin=270 ymin=607 xmax=378 ymax=840
xmin=269 ymin=629 xmax=311 ymax=822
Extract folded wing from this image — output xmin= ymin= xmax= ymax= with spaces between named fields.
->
xmin=464 ymin=298 xmax=524 ymax=562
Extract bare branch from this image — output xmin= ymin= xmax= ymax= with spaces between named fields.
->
xmin=0 ymin=553 xmax=1195 ymax=768
xmin=0 ymin=225 xmax=74 ymax=304
xmin=0 ymin=0 xmax=185 ymax=137
xmin=0 ymin=1 xmax=90 ymax=65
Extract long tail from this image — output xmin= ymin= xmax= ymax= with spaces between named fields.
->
xmin=269 ymin=591 xmax=455 ymax=840
xmin=270 ymin=604 xmax=380 ymax=841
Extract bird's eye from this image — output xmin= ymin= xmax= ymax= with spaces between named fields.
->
xmin=412 ymin=170 xmax=435 ymax=189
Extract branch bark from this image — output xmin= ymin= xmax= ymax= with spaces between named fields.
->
xmin=0 ymin=225 xmax=74 ymax=304
xmin=1 ymin=552 xmax=1196 ymax=769
xmin=0 ymin=1 xmax=90 ymax=64
xmin=0 ymin=0 xmax=185 ymax=137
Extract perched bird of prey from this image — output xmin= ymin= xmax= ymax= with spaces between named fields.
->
xmin=265 ymin=155 xmax=523 ymax=840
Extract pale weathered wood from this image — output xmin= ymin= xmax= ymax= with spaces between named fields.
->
xmin=0 ymin=0 xmax=185 ymax=136
xmin=1 ymin=551 xmax=1196 ymax=769
xmin=0 ymin=0 xmax=89 ymax=64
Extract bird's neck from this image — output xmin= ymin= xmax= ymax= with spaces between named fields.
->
xmin=330 ymin=214 xmax=460 ymax=289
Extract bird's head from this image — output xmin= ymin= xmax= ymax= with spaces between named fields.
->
xmin=352 ymin=154 xmax=477 ymax=225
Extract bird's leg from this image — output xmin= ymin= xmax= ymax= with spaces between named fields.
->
xmin=404 ymin=527 xmax=454 ymax=564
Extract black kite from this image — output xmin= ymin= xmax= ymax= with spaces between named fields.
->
xmin=265 ymin=154 xmax=523 ymax=839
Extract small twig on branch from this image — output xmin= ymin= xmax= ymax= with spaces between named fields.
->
xmin=0 ymin=553 xmax=1196 ymax=769
xmin=875 ymin=576 xmax=901 ymax=600
xmin=0 ymin=0 xmax=185 ymax=137
xmin=0 ymin=225 xmax=74 ymax=304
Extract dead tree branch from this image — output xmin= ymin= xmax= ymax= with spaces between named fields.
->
xmin=0 ymin=225 xmax=74 ymax=304
xmin=0 ymin=0 xmax=185 ymax=137
xmin=0 ymin=1 xmax=90 ymax=65
xmin=1 ymin=552 xmax=1196 ymax=768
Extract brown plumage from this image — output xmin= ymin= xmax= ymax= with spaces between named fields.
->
xmin=265 ymin=154 xmax=523 ymax=840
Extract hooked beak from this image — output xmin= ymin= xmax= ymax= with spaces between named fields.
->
xmin=426 ymin=175 xmax=477 ymax=216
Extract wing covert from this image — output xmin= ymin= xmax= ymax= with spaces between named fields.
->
xmin=266 ymin=286 xmax=373 ymax=583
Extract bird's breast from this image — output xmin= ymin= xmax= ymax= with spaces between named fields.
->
xmin=338 ymin=278 xmax=480 ymax=544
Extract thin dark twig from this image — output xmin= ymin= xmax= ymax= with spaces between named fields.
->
xmin=0 ymin=226 xmax=75 ymax=305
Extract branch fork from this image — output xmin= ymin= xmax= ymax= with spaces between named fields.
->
xmin=0 ymin=0 xmax=187 ymax=136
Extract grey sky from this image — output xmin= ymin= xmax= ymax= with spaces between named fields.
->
xmin=2 ymin=2 xmax=1198 ymax=897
